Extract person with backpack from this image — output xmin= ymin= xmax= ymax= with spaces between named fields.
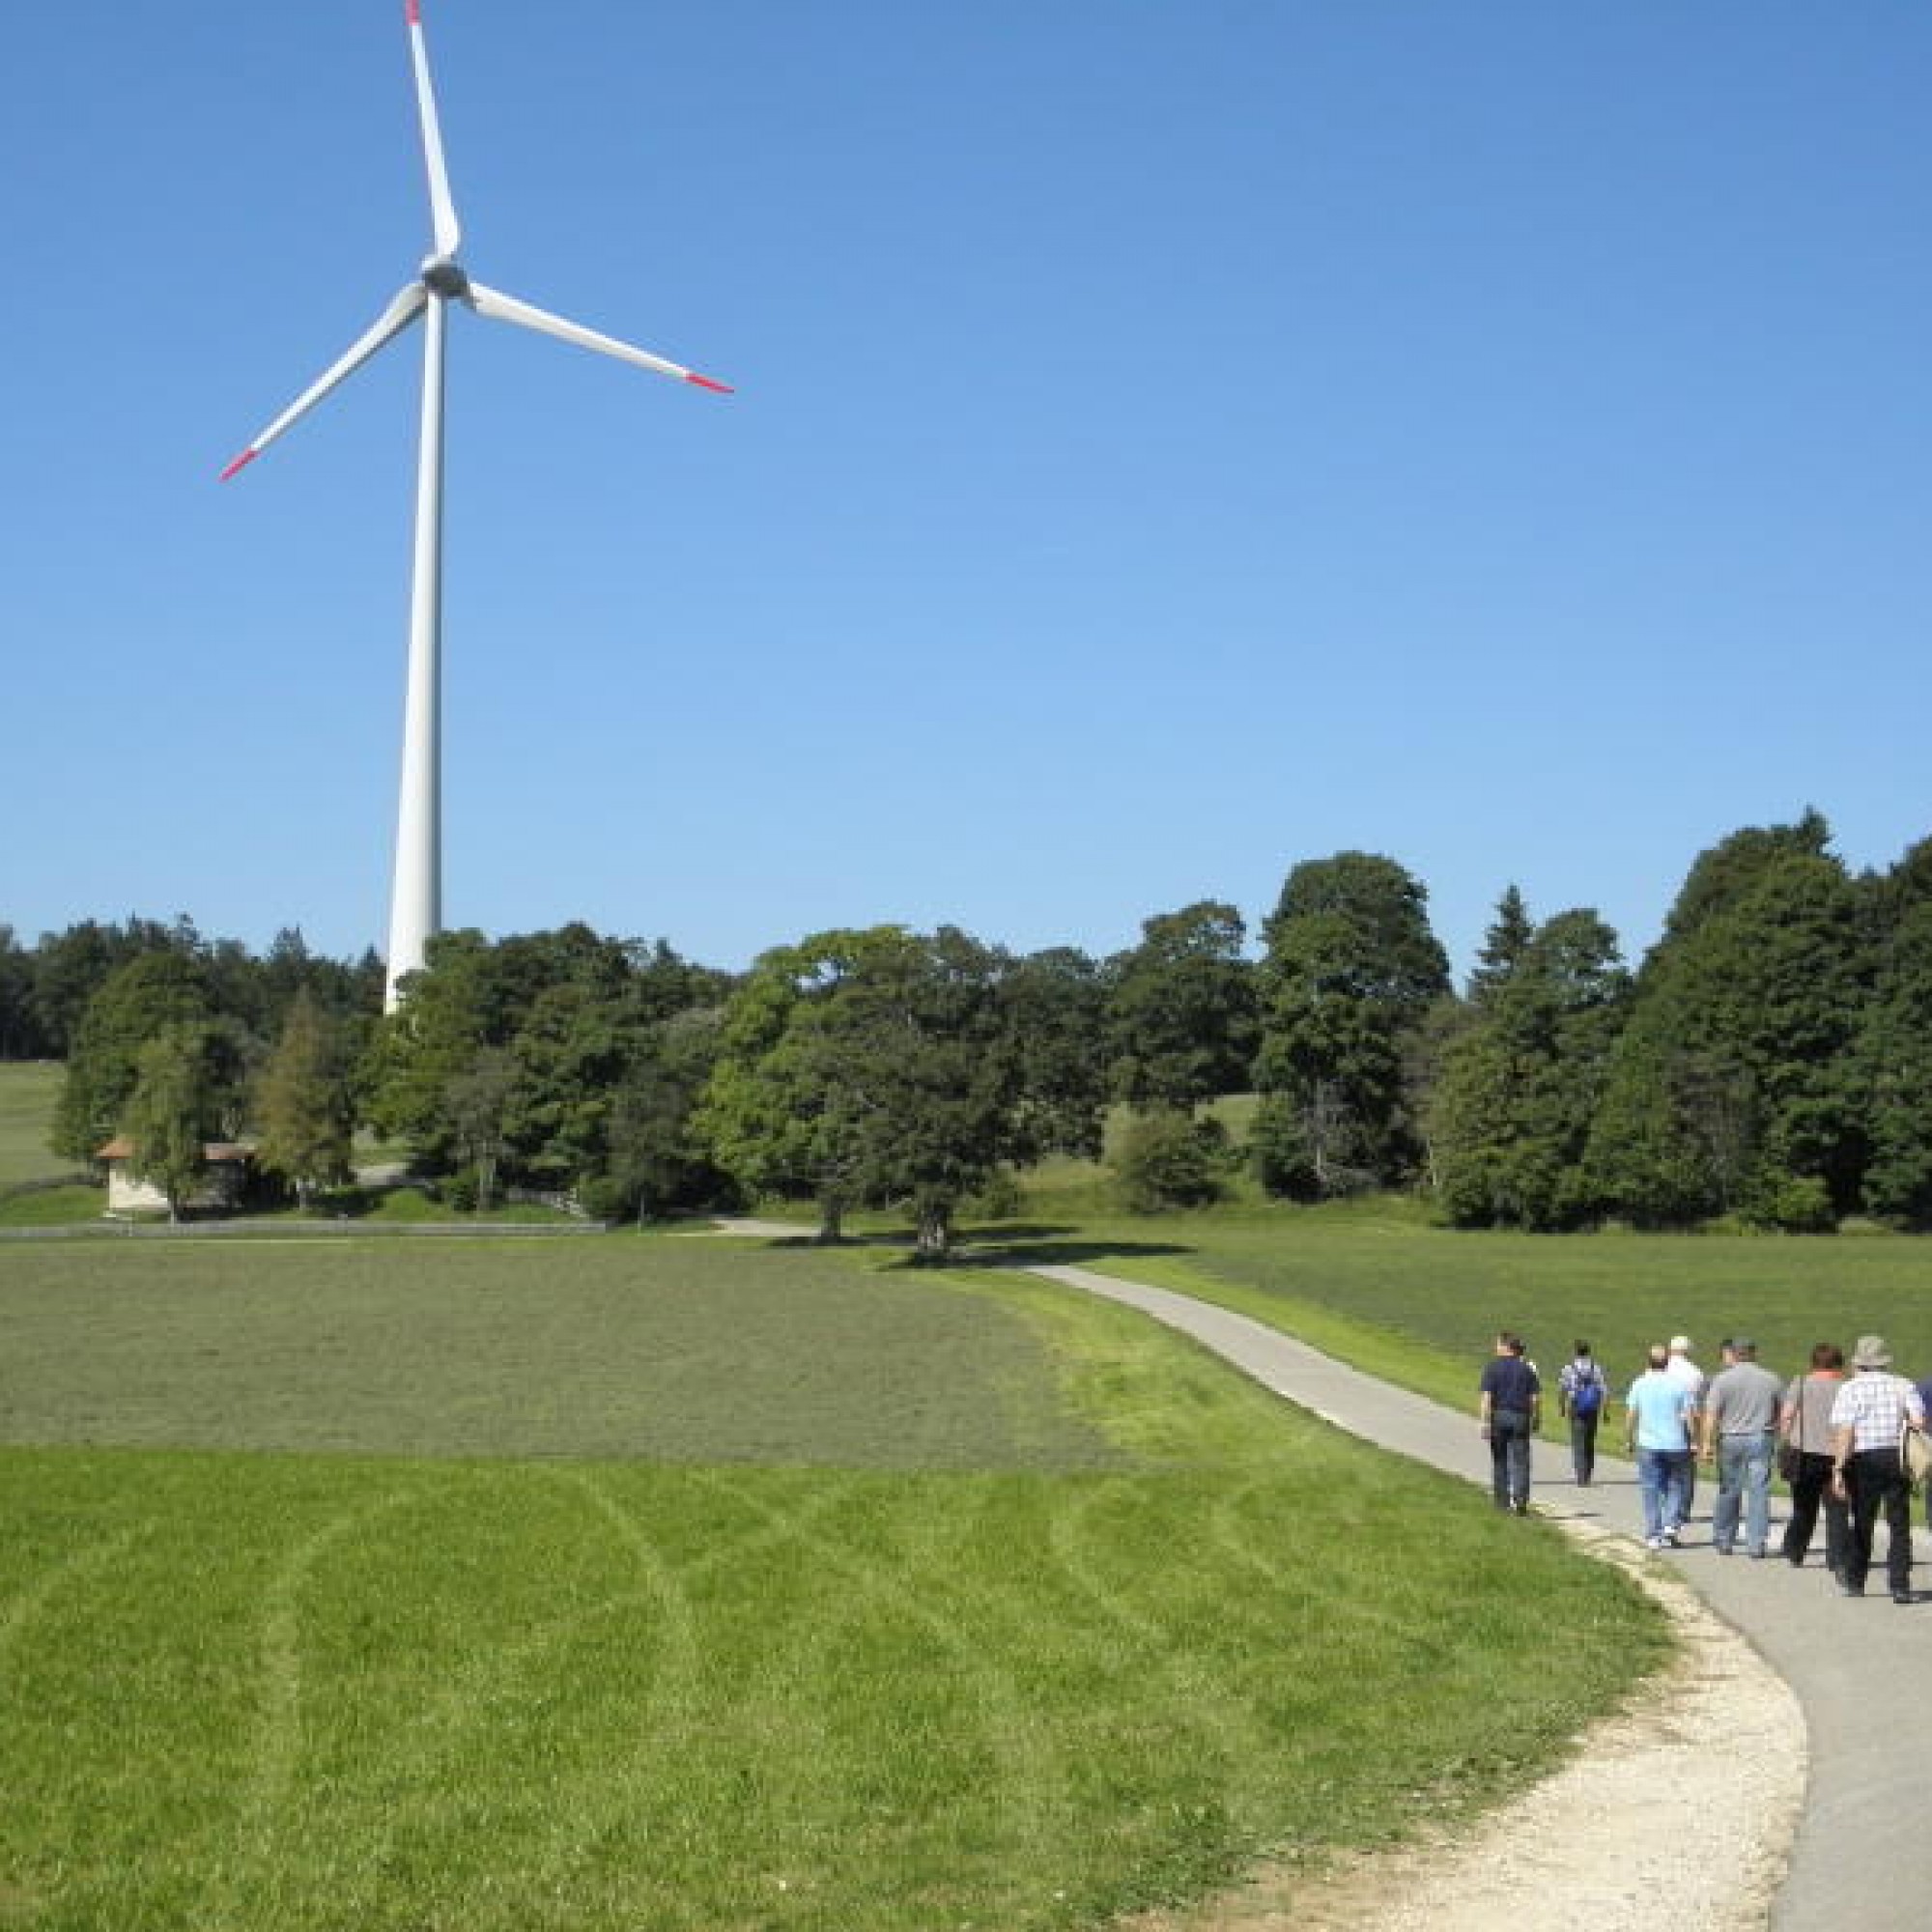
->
xmin=1557 ymin=1340 xmax=1608 ymax=1486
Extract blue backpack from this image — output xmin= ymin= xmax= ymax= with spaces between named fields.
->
xmin=1569 ymin=1363 xmax=1605 ymax=1418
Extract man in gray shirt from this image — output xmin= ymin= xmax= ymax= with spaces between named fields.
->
xmin=1699 ymin=1337 xmax=1784 ymax=1556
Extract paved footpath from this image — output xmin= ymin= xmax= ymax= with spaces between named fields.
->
xmin=1028 ymin=1264 xmax=1931 ymax=1930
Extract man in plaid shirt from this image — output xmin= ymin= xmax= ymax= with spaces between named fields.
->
xmin=1829 ymin=1333 xmax=1927 ymax=1604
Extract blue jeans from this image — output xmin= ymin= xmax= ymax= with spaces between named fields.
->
xmin=1489 ymin=1408 xmax=1533 ymax=1509
xmin=1636 ymin=1447 xmax=1691 ymax=1540
xmin=1713 ymin=1432 xmax=1776 ymax=1552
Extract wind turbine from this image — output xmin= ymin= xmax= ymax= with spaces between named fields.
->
xmin=222 ymin=0 xmax=730 ymax=1010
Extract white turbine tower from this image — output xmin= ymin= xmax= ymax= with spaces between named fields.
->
xmin=223 ymin=0 xmax=729 ymax=1010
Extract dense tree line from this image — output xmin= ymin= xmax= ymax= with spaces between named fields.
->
xmin=0 ymin=916 xmax=380 ymax=1065
xmin=1432 ymin=813 xmax=1932 ymax=1231
xmin=12 ymin=810 xmax=1932 ymax=1237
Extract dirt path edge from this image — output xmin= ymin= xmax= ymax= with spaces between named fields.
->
xmin=1125 ymin=1513 xmax=1806 ymax=1931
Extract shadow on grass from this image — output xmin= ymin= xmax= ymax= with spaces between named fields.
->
xmin=967 ymin=1236 xmax=1196 ymax=1269
xmin=868 ymin=1231 xmax=1198 ymax=1271
xmin=704 ymin=1218 xmax=1197 ymax=1272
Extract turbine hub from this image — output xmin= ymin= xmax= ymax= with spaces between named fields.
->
xmin=420 ymin=255 xmax=470 ymax=300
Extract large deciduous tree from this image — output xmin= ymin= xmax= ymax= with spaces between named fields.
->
xmin=254 ymin=989 xmax=355 ymax=1209
xmin=444 ymin=1046 xmax=517 ymax=1210
xmin=364 ymin=923 xmax=721 ymax=1198
xmin=697 ymin=936 xmax=864 ymax=1242
xmin=700 ymin=926 xmax=1104 ymax=1259
xmin=595 ymin=1007 xmax=740 ymax=1223
xmin=1106 ymin=902 xmax=1258 ymax=1112
xmin=1253 ymin=852 xmax=1450 ymax=1197
xmin=53 ymin=952 xmax=218 ymax=1163
xmin=121 ymin=1023 xmax=225 ymax=1221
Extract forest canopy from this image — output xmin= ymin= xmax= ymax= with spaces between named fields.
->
xmin=9 ymin=811 xmax=1932 ymax=1240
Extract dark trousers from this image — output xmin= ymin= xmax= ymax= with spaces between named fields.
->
xmin=1845 ymin=1450 xmax=1914 ymax=1594
xmin=1490 ymin=1408 xmax=1533 ymax=1509
xmin=1782 ymin=1451 xmax=1849 ymax=1572
xmin=1568 ymin=1411 xmax=1600 ymax=1484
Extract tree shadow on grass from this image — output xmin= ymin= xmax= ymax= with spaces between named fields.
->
xmin=876 ymin=1226 xmax=1196 ymax=1270
xmin=714 ymin=1219 xmax=1196 ymax=1273
xmin=969 ymin=1236 xmax=1195 ymax=1269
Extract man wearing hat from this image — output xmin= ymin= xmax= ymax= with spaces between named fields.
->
xmin=1828 ymin=1335 xmax=1927 ymax=1604
xmin=1698 ymin=1338 xmax=1783 ymax=1556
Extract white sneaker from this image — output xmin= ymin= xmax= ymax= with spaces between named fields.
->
xmin=1646 ymin=1534 xmax=1666 ymax=1550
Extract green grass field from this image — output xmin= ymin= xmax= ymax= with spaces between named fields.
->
xmin=0 ymin=1063 xmax=67 ymax=1189
xmin=0 ymin=1236 xmax=1662 ymax=1930
xmin=1017 ymin=1193 xmax=1932 ymax=1420
xmin=12 ymin=1058 xmax=1917 ymax=1923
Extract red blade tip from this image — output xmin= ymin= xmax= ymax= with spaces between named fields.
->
xmin=686 ymin=372 xmax=733 ymax=394
xmin=219 ymin=449 xmax=259 ymax=482
xmin=406 ymin=0 xmax=422 ymax=24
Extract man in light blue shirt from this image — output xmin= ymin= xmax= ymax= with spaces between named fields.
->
xmin=1625 ymin=1344 xmax=1696 ymax=1549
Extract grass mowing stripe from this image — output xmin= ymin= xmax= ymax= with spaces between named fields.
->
xmin=0 ymin=1240 xmax=1666 ymax=1929
xmin=692 ymin=1464 xmax=1041 ymax=1858
xmin=0 ymin=1523 xmax=140 ymax=1664
xmin=546 ymin=1464 xmax=703 ymax=1683
xmin=1039 ymin=1476 xmax=1284 ymax=1780
xmin=227 ymin=1487 xmax=427 ymax=1917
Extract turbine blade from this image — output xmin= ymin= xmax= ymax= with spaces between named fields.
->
xmin=220 ymin=282 xmax=428 ymax=479
xmin=468 ymin=281 xmax=733 ymax=393
xmin=406 ymin=0 xmax=462 ymax=258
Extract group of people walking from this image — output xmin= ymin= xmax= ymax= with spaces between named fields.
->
xmin=1476 ymin=1330 xmax=1930 ymax=1604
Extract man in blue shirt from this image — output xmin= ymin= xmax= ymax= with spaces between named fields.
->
xmin=1625 ymin=1344 xmax=1696 ymax=1549
xmin=1477 ymin=1332 xmax=1541 ymax=1516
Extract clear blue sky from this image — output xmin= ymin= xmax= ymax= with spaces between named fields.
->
xmin=4 ymin=2 xmax=1926 ymax=981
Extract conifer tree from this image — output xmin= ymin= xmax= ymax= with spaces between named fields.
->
xmin=1431 ymin=909 xmax=1629 ymax=1228
xmin=1581 ymin=817 xmax=1869 ymax=1227
xmin=1467 ymin=884 xmax=1534 ymax=1009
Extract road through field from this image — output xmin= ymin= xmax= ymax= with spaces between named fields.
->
xmin=1030 ymin=1263 xmax=1926 ymax=1932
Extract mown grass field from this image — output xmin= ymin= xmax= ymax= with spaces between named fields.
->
xmin=0 ymin=1236 xmax=1662 ymax=1930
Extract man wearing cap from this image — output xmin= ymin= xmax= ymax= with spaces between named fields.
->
xmin=1664 ymin=1336 xmax=1707 ymax=1518
xmin=1828 ymin=1334 xmax=1927 ymax=1604
xmin=1699 ymin=1337 xmax=1782 ymax=1557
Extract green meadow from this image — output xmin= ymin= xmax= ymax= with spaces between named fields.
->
xmin=0 ymin=1063 xmax=68 ymax=1189
xmin=0 ymin=1236 xmax=1661 ymax=1931
xmin=12 ymin=1061 xmax=1920 ymax=1925
xmin=1039 ymin=1195 xmax=1932 ymax=1420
